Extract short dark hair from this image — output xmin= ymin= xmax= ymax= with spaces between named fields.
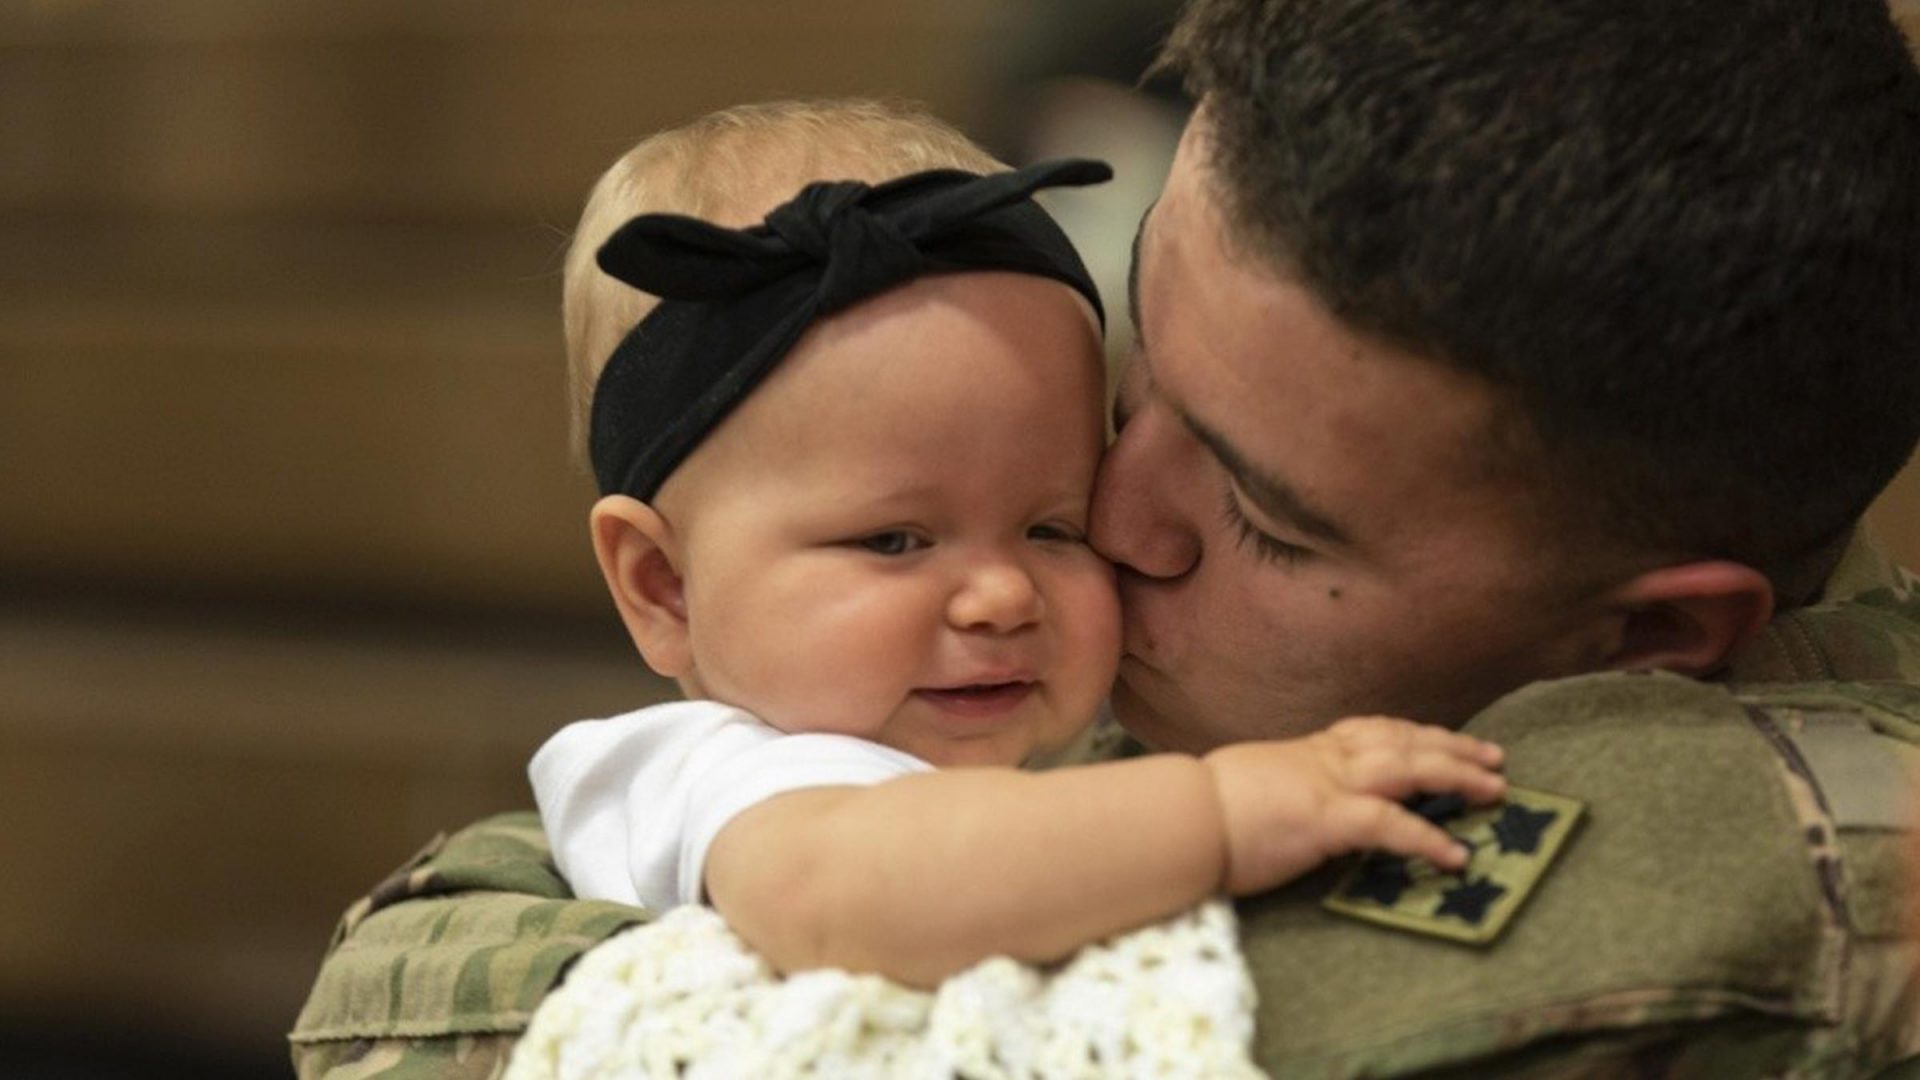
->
xmin=1159 ymin=0 xmax=1920 ymax=593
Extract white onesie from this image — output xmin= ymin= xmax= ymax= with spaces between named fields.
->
xmin=529 ymin=700 xmax=933 ymax=911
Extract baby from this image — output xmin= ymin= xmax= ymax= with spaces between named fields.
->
xmin=533 ymin=99 xmax=1506 ymax=987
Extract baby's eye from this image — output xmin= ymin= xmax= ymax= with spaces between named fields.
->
xmin=1027 ymin=521 xmax=1085 ymax=544
xmin=855 ymin=530 xmax=929 ymax=556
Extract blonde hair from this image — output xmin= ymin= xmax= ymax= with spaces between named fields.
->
xmin=562 ymin=99 xmax=1005 ymax=462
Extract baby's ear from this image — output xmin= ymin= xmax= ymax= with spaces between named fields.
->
xmin=590 ymin=495 xmax=693 ymax=678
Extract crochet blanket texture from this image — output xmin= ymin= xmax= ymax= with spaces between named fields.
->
xmin=505 ymin=900 xmax=1263 ymax=1080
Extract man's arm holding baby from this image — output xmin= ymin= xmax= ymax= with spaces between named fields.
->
xmin=705 ymin=718 xmax=1504 ymax=987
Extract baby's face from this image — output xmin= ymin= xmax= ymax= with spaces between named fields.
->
xmin=661 ymin=272 xmax=1119 ymax=767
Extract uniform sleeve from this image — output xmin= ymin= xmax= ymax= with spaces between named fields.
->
xmin=288 ymin=813 xmax=645 ymax=1078
xmin=1233 ymin=671 xmax=1914 ymax=1078
xmin=293 ymin=714 xmax=936 ymax=1079
xmin=530 ymin=701 xmax=931 ymax=910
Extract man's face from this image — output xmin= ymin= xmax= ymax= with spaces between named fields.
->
xmin=1090 ymin=115 xmax=1603 ymax=753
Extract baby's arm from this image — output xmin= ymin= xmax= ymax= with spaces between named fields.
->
xmin=704 ymin=717 xmax=1503 ymax=987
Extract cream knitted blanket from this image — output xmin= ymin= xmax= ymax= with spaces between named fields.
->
xmin=505 ymin=900 xmax=1263 ymax=1080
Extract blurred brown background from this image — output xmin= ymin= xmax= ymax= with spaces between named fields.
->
xmin=2 ymin=1 xmax=1917 ymax=1076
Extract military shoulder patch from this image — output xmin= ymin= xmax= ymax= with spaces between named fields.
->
xmin=1322 ymin=786 xmax=1584 ymax=946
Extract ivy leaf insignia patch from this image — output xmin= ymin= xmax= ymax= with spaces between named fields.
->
xmin=1323 ymin=786 xmax=1584 ymax=945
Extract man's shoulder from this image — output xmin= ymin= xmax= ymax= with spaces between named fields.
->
xmin=289 ymin=812 xmax=647 ymax=1078
xmin=1238 ymin=669 xmax=1920 ymax=1077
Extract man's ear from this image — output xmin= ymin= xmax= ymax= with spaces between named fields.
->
xmin=1602 ymin=560 xmax=1775 ymax=676
xmin=590 ymin=495 xmax=693 ymax=679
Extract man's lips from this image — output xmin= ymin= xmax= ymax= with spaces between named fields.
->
xmin=912 ymin=680 xmax=1037 ymax=718
xmin=1116 ymin=592 xmax=1164 ymax=667
xmin=1119 ymin=643 xmax=1161 ymax=672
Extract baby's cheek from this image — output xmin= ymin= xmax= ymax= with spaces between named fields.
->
xmin=1060 ymin=561 xmax=1124 ymax=683
xmin=686 ymin=615 xmax=818 ymax=731
xmin=1085 ymin=558 xmax=1125 ymax=643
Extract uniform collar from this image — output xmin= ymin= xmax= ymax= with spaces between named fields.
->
xmin=1719 ymin=525 xmax=1920 ymax=684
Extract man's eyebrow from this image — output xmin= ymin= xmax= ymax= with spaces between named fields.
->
xmin=1126 ymin=202 xmax=1153 ymax=345
xmin=1125 ymin=197 xmax=1350 ymax=548
xmin=1181 ymin=410 xmax=1355 ymax=549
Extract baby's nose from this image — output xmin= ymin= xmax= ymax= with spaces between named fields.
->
xmin=947 ymin=561 xmax=1043 ymax=633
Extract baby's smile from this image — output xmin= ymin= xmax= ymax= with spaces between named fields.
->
xmin=911 ymin=679 xmax=1039 ymax=719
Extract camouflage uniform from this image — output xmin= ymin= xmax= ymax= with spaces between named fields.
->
xmin=290 ymin=532 xmax=1920 ymax=1078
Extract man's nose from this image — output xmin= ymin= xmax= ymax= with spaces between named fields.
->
xmin=1089 ymin=407 xmax=1202 ymax=579
xmin=947 ymin=559 xmax=1044 ymax=633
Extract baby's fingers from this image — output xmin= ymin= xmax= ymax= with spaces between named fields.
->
xmin=1410 ymin=726 xmax=1505 ymax=769
xmin=1328 ymin=798 xmax=1473 ymax=872
xmin=1342 ymin=744 xmax=1508 ymax=804
xmin=1326 ymin=716 xmax=1504 ymax=769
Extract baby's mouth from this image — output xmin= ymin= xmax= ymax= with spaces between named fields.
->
xmin=913 ymin=680 xmax=1036 ymax=716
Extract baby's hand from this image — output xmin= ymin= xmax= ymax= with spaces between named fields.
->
xmin=1202 ymin=717 xmax=1506 ymax=896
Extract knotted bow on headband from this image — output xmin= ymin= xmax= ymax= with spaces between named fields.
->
xmin=588 ymin=157 xmax=1111 ymax=500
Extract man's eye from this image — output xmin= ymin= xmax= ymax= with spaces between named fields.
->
xmin=1218 ymin=489 xmax=1309 ymax=568
xmin=854 ymin=531 xmax=928 ymax=556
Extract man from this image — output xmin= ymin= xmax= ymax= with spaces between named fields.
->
xmin=292 ymin=0 xmax=1920 ymax=1075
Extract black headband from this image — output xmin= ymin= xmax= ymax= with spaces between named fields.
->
xmin=587 ymin=157 xmax=1112 ymax=500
